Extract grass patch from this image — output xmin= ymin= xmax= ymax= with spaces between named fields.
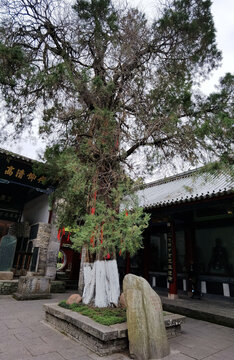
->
xmin=58 ymin=300 xmax=127 ymax=326
xmin=58 ymin=300 xmax=167 ymax=326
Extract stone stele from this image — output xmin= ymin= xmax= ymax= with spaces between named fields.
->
xmin=123 ymin=274 xmax=170 ymax=360
xmin=0 ymin=235 xmax=17 ymax=272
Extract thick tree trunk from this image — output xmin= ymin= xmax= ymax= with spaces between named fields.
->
xmin=78 ymin=245 xmax=88 ymax=296
xmin=82 ymin=259 xmax=120 ymax=307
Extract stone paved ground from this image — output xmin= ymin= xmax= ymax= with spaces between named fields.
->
xmin=1 ymin=292 xmax=234 ymax=360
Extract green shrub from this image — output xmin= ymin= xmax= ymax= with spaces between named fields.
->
xmin=59 ymin=300 xmax=70 ymax=309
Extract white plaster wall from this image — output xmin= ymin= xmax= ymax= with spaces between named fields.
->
xmin=21 ymin=194 xmax=50 ymax=224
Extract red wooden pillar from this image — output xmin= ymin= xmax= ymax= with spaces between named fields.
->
xmin=167 ymin=221 xmax=178 ymax=299
xmin=185 ymin=218 xmax=195 ymax=294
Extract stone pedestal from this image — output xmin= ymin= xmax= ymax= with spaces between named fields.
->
xmin=0 ymin=271 xmax=13 ymax=280
xmin=13 ymin=275 xmax=51 ymax=300
xmin=168 ymin=293 xmax=178 ymax=300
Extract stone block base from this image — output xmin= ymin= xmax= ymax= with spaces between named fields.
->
xmin=13 ymin=292 xmax=51 ymax=300
xmin=168 ymin=293 xmax=179 ymax=300
xmin=0 ymin=271 xmax=13 ymax=280
xmin=0 ymin=280 xmax=18 ymax=295
xmin=13 ymin=275 xmax=51 ymax=301
xmin=44 ymin=304 xmax=185 ymax=356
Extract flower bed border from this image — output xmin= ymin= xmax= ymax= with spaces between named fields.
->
xmin=44 ymin=303 xmax=185 ymax=356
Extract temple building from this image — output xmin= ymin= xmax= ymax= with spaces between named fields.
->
xmin=118 ymin=168 xmax=234 ymax=299
xmin=0 ymin=148 xmax=58 ymax=294
xmin=0 ymin=148 xmax=80 ymax=295
xmin=0 ymin=147 xmax=233 ymax=300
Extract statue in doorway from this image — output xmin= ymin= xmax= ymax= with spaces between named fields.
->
xmin=208 ymin=238 xmax=229 ymax=274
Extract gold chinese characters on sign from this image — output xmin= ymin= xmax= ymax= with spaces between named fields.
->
xmin=4 ymin=166 xmax=46 ymax=184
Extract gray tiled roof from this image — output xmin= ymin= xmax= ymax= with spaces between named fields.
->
xmin=0 ymin=148 xmax=40 ymax=163
xmin=137 ymin=168 xmax=234 ymax=209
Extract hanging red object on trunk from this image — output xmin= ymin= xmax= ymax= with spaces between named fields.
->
xmin=90 ymin=236 xmax=95 ymax=247
xmin=62 ymin=227 xmax=65 ymax=237
xmin=57 ymin=229 xmax=61 ymax=241
xmin=100 ymin=226 xmax=103 ymax=244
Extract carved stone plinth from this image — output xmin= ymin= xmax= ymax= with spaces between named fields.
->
xmin=13 ymin=275 xmax=51 ymax=300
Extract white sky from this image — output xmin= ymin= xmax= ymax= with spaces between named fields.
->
xmin=2 ymin=0 xmax=234 ymax=161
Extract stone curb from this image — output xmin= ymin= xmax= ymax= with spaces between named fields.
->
xmin=44 ymin=303 xmax=121 ymax=341
xmin=162 ymin=302 xmax=234 ymax=328
xmin=44 ymin=303 xmax=186 ymax=356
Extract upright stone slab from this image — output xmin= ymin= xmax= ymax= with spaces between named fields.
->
xmin=123 ymin=274 xmax=170 ymax=360
xmin=0 ymin=235 xmax=17 ymax=271
xmin=45 ymin=210 xmax=60 ymax=280
xmin=33 ymin=223 xmax=52 ymax=276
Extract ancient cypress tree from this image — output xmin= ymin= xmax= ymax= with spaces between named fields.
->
xmin=0 ymin=0 xmax=233 ymax=306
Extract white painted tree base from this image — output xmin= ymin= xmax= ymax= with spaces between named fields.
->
xmin=82 ymin=260 xmax=120 ymax=307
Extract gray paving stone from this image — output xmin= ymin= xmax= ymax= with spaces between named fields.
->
xmin=88 ymin=354 xmax=112 ymax=360
xmin=31 ymin=322 xmax=61 ymax=336
xmin=0 ymin=346 xmax=31 ymax=360
xmin=1 ymin=292 xmax=234 ymax=360
xmin=40 ymin=330 xmax=70 ymax=342
xmin=57 ymin=346 xmax=89 ymax=359
xmin=26 ymin=343 xmax=61 ymax=356
xmin=175 ymin=333 xmax=233 ymax=352
xmin=204 ymin=345 xmax=234 ymax=360
xmin=26 ymin=352 xmax=66 ymax=360
xmin=11 ymin=326 xmax=39 ymax=338
xmin=15 ymin=336 xmax=47 ymax=347
xmin=0 ymin=323 xmax=8 ymax=335
xmin=43 ymin=336 xmax=82 ymax=352
xmin=3 ymin=318 xmax=22 ymax=329
xmin=89 ymin=353 xmax=130 ymax=360
xmin=160 ymin=350 xmax=194 ymax=360
xmin=173 ymin=343 xmax=220 ymax=360
xmin=0 ymin=335 xmax=22 ymax=349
